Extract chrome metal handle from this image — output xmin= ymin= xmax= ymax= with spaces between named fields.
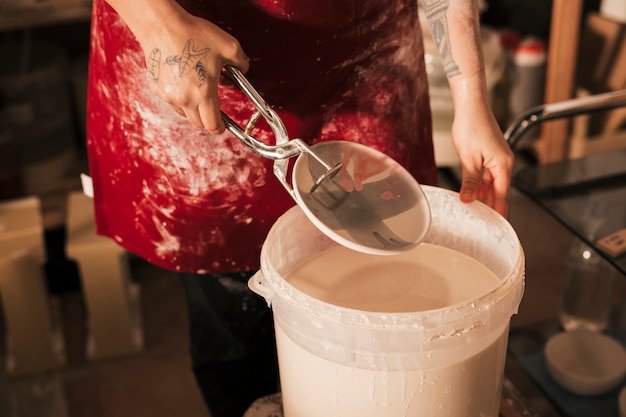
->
xmin=220 ymin=65 xmax=302 ymax=160
xmin=504 ymin=89 xmax=626 ymax=150
xmin=220 ymin=65 xmax=339 ymax=199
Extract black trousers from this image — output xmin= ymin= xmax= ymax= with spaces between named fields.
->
xmin=178 ymin=272 xmax=279 ymax=417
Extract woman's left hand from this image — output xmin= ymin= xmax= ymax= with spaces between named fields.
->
xmin=452 ymin=99 xmax=514 ymax=218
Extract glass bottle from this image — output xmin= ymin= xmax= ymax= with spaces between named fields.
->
xmin=560 ymin=237 xmax=616 ymax=332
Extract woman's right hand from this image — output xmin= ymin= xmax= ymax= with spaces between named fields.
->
xmin=105 ymin=0 xmax=250 ymax=133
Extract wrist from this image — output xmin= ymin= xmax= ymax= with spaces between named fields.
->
xmin=448 ymin=72 xmax=490 ymax=108
xmin=106 ymin=0 xmax=187 ymax=45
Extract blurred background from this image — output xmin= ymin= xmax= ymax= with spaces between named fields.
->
xmin=1 ymin=0 xmax=625 ymax=416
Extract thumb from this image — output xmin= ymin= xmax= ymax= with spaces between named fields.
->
xmin=459 ymin=166 xmax=481 ymax=204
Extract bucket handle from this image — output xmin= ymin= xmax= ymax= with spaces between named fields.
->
xmin=248 ymin=271 xmax=273 ymax=306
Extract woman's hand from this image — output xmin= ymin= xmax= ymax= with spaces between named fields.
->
xmin=419 ymin=0 xmax=514 ymax=217
xmin=452 ymin=96 xmax=514 ymax=217
xmin=106 ymin=0 xmax=249 ymax=133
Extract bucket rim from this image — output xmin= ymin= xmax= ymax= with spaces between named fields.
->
xmin=258 ymin=185 xmax=525 ymax=330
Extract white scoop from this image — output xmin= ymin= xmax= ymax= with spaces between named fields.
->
xmin=221 ymin=66 xmax=431 ymax=254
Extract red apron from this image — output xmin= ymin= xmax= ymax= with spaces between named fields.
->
xmin=86 ymin=0 xmax=436 ymax=273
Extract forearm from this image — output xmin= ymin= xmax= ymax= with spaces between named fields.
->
xmin=420 ymin=0 xmax=512 ymax=217
xmin=419 ymin=0 xmax=489 ymax=108
xmin=104 ymin=0 xmax=189 ymax=46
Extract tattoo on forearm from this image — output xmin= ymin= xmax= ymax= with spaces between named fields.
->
xmin=421 ymin=0 xmax=461 ymax=77
xmin=149 ymin=40 xmax=211 ymax=87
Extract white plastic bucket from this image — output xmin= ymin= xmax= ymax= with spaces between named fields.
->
xmin=250 ymin=185 xmax=525 ymax=417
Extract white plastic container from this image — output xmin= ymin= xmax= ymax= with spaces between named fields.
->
xmin=509 ymin=37 xmax=547 ymax=125
xmin=250 ymin=186 xmax=525 ymax=417
xmin=601 ymin=0 xmax=626 ymax=22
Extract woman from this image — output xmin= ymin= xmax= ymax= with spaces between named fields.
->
xmin=86 ymin=0 xmax=513 ymax=415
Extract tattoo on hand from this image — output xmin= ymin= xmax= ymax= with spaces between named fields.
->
xmin=151 ymin=40 xmax=211 ymax=87
xmin=195 ymin=61 xmax=207 ymax=86
xmin=421 ymin=0 xmax=461 ymax=77
xmin=148 ymin=49 xmax=161 ymax=82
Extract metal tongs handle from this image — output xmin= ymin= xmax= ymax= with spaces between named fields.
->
xmin=220 ymin=65 xmax=339 ymax=196
xmin=220 ymin=65 xmax=303 ymax=160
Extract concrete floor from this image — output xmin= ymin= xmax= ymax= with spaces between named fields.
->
xmin=2 ymin=169 xmax=622 ymax=417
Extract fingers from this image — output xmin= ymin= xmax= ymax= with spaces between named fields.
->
xmin=221 ymin=39 xmax=250 ymax=73
xmin=171 ymin=103 xmax=202 ymax=127
xmin=171 ymin=82 xmax=224 ymax=133
xmin=226 ymin=52 xmax=250 ymax=74
xmin=157 ymin=55 xmax=241 ymax=133
xmin=182 ymin=106 xmax=203 ymax=128
xmin=490 ymin=168 xmax=511 ymax=218
xmin=459 ymin=163 xmax=481 ymax=204
xmin=173 ymin=106 xmax=185 ymax=117
xmin=198 ymin=88 xmax=225 ymax=134
xmin=459 ymin=164 xmax=511 ymax=218
xmin=177 ymin=103 xmax=225 ymax=133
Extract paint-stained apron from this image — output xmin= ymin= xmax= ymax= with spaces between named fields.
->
xmin=86 ymin=0 xmax=436 ymax=273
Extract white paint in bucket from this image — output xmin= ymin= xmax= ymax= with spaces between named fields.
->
xmin=250 ymin=185 xmax=525 ymax=417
